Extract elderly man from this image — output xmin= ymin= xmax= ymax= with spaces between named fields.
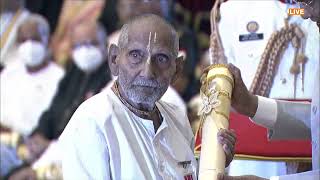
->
xmin=109 ymin=0 xmax=199 ymax=102
xmin=60 ymin=14 xmax=236 ymax=179
xmin=28 ymin=21 xmax=111 ymax=158
xmin=0 ymin=14 xmax=64 ymax=136
xmin=108 ymin=0 xmax=191 ymax=114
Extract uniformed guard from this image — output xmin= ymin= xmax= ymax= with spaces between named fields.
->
xmin=217 ymin=0 xmax=319 ymax=178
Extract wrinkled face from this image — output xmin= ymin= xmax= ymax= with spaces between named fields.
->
xmin=113 ymin=22 xmax=180 ymax=105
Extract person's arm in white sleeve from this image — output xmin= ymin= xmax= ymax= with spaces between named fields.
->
xmin=251 ymin=96 xmax=278 ymax=129
xmin=228 ymin=64 xmax=312 ymax=140
xmin=61 ymin=116 xmax=111 ymax=180
xmin=251 ymin=96 xmax=311 ymax=140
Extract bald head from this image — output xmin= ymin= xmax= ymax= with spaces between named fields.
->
xmin=118 ymin=14 xmax=179 ymax=57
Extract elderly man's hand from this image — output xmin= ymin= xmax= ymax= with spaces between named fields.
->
xmin=218 ymin=173 xmax=268 ymax=180
xmin=217 ymin=129 xmax=236 ymax=167
xmin=227 ymin=63 xmax=258 ymax=118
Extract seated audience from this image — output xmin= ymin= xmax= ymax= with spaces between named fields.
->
xmin=0 ymin=14 xmax=64 ymax=136
xmin=29 ymin=21 xmax=111 ymax=157
xmin=1 ymin=20 xmax=111 ymax=180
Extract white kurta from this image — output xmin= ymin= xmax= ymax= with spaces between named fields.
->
xmin=33 ymin=82 xmax=187 ymax=175
xmin=60 ymin=85 xmax=197 ymax=180
xmin=218 ymin=0 xmax=319 ymax=178
xmin=0 ymin=61 xmax=64 ymax=135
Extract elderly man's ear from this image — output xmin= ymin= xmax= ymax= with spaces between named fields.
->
xmin=108 ymin=44 xmax=120 ymax=76
xmin=172 ymin=56 xmax=184 ymax=83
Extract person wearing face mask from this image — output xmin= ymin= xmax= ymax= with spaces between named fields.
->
xmin=0 ymin=14 xmax=64 ymax=136
xmin=0 ymin=21 xmax=111 ymax=180
xmin=26 ymin=21 xmax=111 ymax=163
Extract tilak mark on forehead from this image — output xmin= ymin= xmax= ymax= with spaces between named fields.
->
xmin=146 ymin=31 xmax=157 ymax=65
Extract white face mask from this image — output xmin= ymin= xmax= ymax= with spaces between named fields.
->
xmin=72 ymin=45 xmax=104 ymax=72
xmin=18 ymin=40 xmax=46 ymax=67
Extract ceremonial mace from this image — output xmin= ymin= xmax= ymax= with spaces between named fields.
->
xmin=197 ymin=0 xmax=234 ymax=179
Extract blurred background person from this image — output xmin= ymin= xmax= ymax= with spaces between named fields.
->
xmin=0 ymin=13 xmax=63 ymax=180
xmin=50 ymin=0 xmax=106 ymax=66
xmin=1 ymin=20 xmax=110 ymax=180
xmin=0 ymin=0 xmax=30 ymax=67
xmin=0 ymin=14 xmax=64 ymax=136
xmin=28 ymin=20 xmax=111 ymax=161
xmin=24 ymin=0 xmax=63 ymax=34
